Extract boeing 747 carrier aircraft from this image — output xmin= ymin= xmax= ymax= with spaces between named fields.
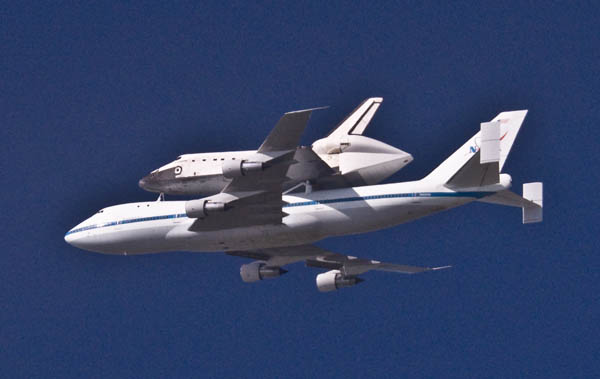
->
xmin=65 ymin=107 xmax=542 ymax=292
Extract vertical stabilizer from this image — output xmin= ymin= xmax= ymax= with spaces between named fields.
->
xmin=424 ymin=110 xmax=528 ymax=187
xmin=492 ymin=110 xmax=528 ymax=171
xmin=522 ymin=182 xmax=543 ymax=223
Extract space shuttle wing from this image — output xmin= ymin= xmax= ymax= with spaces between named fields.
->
xmin=227 ymin=244 xmax=451 ymax=276
xmin=258 ymin=107 xmax=327 ymax=153
xmin=228 ymin=106 xmax=327 ymax=192
xmin=188 ymin=107 xmax=326 ymax=230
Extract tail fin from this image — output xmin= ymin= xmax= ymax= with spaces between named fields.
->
xmin=327 ymin=97 xmax=383 ymax=139
xmin=424 ymin=110 xmax=528 ymax=187
xmin=495 ymin=110 xmax=528 ymax=171
xmin=312 ymin=97 xmax=383 ymax=155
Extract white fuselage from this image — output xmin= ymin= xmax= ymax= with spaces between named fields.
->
xmin=138 ymin=135 xmax=413 ymax=196
xmin=65 ymin=178 xmax=509 ymax=255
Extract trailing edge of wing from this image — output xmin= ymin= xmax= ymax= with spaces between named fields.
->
xmin=312 ymin=257 xmax=451 ymax=276
xmin=374 ymin=263 xmax=452 ymax=274
xmin=258 ymin=106 xmax=328 ymax=153
xmin=227 ymin=244 xmax=451 ymax=277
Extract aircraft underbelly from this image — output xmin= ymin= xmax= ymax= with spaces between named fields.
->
xmin=73 ymin=225 xmax=185 ymax=255
xmin=175 ymin=196 xmax=474 ymax=252
xmin=171 ymin=213 xmax=326 ymax=252
xmin=303 ymin=197 xmax=473 ymax=236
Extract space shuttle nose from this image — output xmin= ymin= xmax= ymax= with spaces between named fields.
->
xmin=139 ymin=171 xmax=164 ymax=192
xmin=139 ymin=173 xmax=157 ymax=191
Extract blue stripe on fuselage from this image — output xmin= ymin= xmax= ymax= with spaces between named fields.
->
xmin=281 ymin=191 xmax=492 ymax=208
xmin=65 ymin=192 xmax=492 ymax=236
xmin=65 ymin=213 xmax=188 ymax=236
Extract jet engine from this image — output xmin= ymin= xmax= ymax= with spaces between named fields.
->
xmin=222 ymin=160 xmax=264 ymax=178
xmin=240 ymin=261 xmax=288 ymax=283
xmin=315 ymin=270 xmax=364 ymax=292
xmin=185 ymin=199 xmax=227 ymax=218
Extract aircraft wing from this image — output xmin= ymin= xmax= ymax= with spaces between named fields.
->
xmin=226 ymin=244 xmax=450 ymax=276
xmin=187 ymin=107 xmax=324 ymax=231
xmin=258 ymin=107 xmax=328 ymax=153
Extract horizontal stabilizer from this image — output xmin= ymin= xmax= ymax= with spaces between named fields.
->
xmin=477 ymin=182 xmax=543 ymax=224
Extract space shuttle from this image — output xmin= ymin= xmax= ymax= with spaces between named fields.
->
xmin=138 ymin=98 xmax=413 ymax=196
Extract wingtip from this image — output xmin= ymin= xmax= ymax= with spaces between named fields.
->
xmin=431 ymin=265 xmax=452 ymax=271
xmin=285 ymin=106 xmax=329 ymax=114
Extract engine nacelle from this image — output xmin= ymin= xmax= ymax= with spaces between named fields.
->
xmin=315 ymin=270 xmax=364 ymax=292
xmin=185 ymin=199 xmax=227 ymax=218
xmin=222 ymin=160 xmax=264 ymax=179
xmin=240 ymin=261 xmax=288 ymax=283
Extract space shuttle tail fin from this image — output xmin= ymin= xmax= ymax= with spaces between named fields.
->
xmin=327 ymin=97 xmax=383 ymax=138
xmin=312 ymin=97 xmax=383 ymax=155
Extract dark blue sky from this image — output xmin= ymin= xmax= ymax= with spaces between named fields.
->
xmin=2 ymin=2 xmax=598 ymax=378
